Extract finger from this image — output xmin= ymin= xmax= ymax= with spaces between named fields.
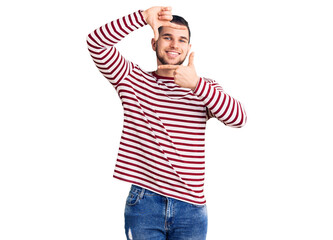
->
xmin=158 ymin=15 xmax=173 ymax=21
xmin=158 ymin=11 xmax=172 ymax=16
xmin=158 ymin=65 xmax=179 ymax=70
xmin=164 ymin=22 xmax=187 ymax=30
xmin=161 ymin=6 xmax=172 ymax=11
xmin=153 ymin=27 xmax=159 ymax=41
xmin=188 ymin=52 xmax=195 ymax=66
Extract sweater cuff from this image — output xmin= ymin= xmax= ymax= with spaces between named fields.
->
xmin=138 ymin=10 xmax=147 ymax=25
xmin=192 ymin=77 xmax=205 ymax=96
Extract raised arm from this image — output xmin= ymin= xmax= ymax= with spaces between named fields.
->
xmin=194 ymin=77 xmax=247 ymax=128
xmin=86 ymin=7 xmax=186 ymax=87
xmin=86 ymin=10 xmax=146 ymax=86
xmin=158 ymin=53 xmax=247 ymax=128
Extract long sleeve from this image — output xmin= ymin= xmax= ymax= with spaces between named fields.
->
xmin=86 ymin=10 xmax=147 ymax=86
xmin=193 ymin=77 xmax=247 ymax=128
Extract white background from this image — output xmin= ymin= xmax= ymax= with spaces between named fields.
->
xmin=1 ymin=0 xmax=332 ymax=239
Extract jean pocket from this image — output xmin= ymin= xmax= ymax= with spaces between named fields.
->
xmin=126 ymin=190 xmax=140 ymax=206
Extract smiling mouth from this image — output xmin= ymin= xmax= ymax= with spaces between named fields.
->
xmin=166 ymin=51 xmax=180 ymax=57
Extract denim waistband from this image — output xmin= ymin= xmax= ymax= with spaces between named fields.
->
xmin=130 ymin=184 xmax=157 ymax=197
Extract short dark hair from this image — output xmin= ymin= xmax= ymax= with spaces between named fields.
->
xmin=158 ymin=15 xmax=191 ymax=42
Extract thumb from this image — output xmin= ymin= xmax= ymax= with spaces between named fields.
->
xmin=188 ymin=52 xmax=195 ymax=66
xmin=153 ymin=26 xmax=159 ymax=41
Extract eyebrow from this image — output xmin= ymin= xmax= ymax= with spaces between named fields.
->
xmin=161 ymin=33 xmax=189 ymax=41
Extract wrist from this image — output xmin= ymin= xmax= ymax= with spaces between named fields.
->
xmin=191 ymin=76 xmax=200 ymax=91
xmin=141 ymin=10 xmax=148 ymax=22
xmin=192 ymin=77 xmax=202 ymax=92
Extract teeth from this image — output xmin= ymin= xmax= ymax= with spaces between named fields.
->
xmin=168 ymin=52 xmax=179 ymax=55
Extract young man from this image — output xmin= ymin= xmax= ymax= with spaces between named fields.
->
xmin=87 ymin=6 xmax=246 ymax=240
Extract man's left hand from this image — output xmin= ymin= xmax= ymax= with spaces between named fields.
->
xmin=158 ymin=52 xmax=199 ymax=91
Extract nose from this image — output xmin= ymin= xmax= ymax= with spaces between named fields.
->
xmin=170 ymin=39 xmax=179 ymax=49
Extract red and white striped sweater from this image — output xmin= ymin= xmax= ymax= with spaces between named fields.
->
xmin=87 ymin=10 xmax=247 ymax=205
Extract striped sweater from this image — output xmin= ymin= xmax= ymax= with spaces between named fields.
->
xmin=86 ymin=10 xmax=247 ymax=205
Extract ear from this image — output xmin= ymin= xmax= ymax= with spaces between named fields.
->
xmin=151 ymin=38 xmax=157 ymax=51
xmin=186 ymin=43 xmax=192 ymax=56
xmin=188 ymin=43 xmax=192 ymax=52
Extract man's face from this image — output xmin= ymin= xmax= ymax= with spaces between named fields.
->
xmin=152 ymin=26 xmax=191 ymax=66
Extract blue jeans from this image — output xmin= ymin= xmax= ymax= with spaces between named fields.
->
xmin=124 ymin=185 xmax=208 ymax=240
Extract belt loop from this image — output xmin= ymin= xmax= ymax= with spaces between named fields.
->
xmin=139 ymin=187 xmax=145 ymax=199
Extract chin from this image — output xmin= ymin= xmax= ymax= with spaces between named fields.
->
xmin=164 ymin=58 xmax=185 ymax=66
xmin=167 ymin=61 xmax=181 ymax=65
xmin=157 ymin=54 xmax=186 ymax=66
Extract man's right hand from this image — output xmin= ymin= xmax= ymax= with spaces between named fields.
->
xmin=142 ymin=6 xmax=186 ymax=41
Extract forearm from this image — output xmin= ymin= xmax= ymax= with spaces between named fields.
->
xmin=193 ymin=77 xmax=247 ymax=127
xmin=86 ymin=10 xmax=146 ymax=51
xmin=86 ymin=10 xmax=147 ymax=85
